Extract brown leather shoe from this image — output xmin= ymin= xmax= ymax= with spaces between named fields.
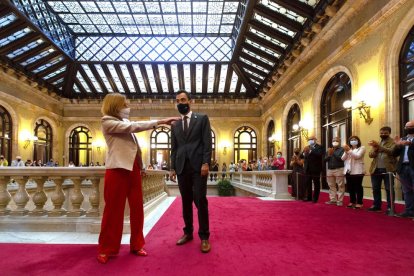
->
xmin=176 ymin=234 xmax=193 ymax=245
xmin=201 ymin=240 xmax=211 ymax=253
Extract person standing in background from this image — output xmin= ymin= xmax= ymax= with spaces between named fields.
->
xmin=303 ymin=136 xmax=324 ymax=203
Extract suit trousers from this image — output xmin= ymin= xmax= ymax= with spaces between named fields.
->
xmin=177 ymin=160 xmax=210 ymax=240
xmin=305 ymin=172 xmax=321 ymax=202
xmin=399 ymin=164 xmax=414 ymax=214
xmin=98 ymin=157 xmax=144 ymax=255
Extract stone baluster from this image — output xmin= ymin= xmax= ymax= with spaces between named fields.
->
xmin=49 ymin=177 xmax=67 ymax=217
xmin=67 ymin=177 xmax=85 ymax=217
xmin=30 ymin=177 xmax=48 ymax=216
xmin=0 ymin=176 xmax=11 ymax=216
xmin=11 ymin=176 xmax=30 ymax=216
xmin=86 ymin=177 xmax=100 ymax=217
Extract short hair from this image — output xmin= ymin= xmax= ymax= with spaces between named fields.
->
xmin=348 ymin=135 xmax=362 ymax=148
xmin=101 ymin=93 xmax=126 ymax=117
xmin=380 ymin=126 xmax=391 ymax=133
xmin=277 ymin=151 xmax=282 ymax=155
xmin=175 ymin=90 xmax=191 ymax=100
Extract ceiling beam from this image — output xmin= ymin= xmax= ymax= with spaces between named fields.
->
xmin=177 ymin=64 xmax=184 ymax=90
xmin=25 ymin=51 xmax=60 ymax=71
xmin=213 ymin=64 xmax=221 ymax=94
xmin=139 ymin=64 xmax=152 ymax=94
xmin=254 ymin=4 xmax=303 ymax=33
xmin=126 ymin=64 xmax=141 ymax=93
xmin=114 ymin=64 xmax=130 ymax=94
xmin=12 ymin=43 xmax=50 ymax=63
xmin=46 ymin=70 xmax=66 ymax=84
xmin=245 ymin=32 xmax=285 ymax=55
xmin=0 ymin=7 xmax=11 ymax=19
xmin=190 ymin=64 xmax=196 ymax=94
xmin=74 ymin=77 xmax=88 ymax=96
xmin=37 ymin=60 xmax=66 ymax=78
xmin=164 ymin=64 xmax=174 ymax=94
xmin=232 ymin=63 xmax=256 ymax=97
xmin=151 ymin=64 xmax=163 ymax=94
xmin=87 ymin=64 xmax=108 ymax=94
xmin=241 ymin=42 xmax=278 ymax=64
xmin=77 ymin=65 xmax=97 ymax=95
xmin=62 ymin=62 xmax=77 ymax=98
xmin=202 ymin=64 xmax=208 ymax=94
xmin=0 ymin=20 xmax=27 ymax=40
xmin=249 ymin=20 xmax=294 ymax=45
xmin=238 ymin=60 xmax=269 ymax=77
xmin=101 ymin=64 xmax=118 ymax=92
xmin=0 ymin=32 xmax=41 ymax=55
xmin=269 ymin=0 xmax=314 ymax=19
xmin=235 ymin=79 xmax=242 ymax=96
xmin=243 ymin=70 xmax=265 ymax=83
xmin=223 ymin=66 xmax=233 ymax=95
xmin=239 ymin=52 xmax=273 ymax=71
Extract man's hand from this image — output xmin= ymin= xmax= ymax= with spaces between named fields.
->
xmin=327 ymin=148 xmax=334 ymax=156
xmin=201 ymin=163 xmax=209 ymax=177
xmin=170 ymin=170 xmax=176 ymax=179
xmin=368 ymin=140 xmax=379 ymax=148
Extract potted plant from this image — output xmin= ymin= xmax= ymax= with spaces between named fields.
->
xmin=217 ymin=179 xmax=234 ymax=196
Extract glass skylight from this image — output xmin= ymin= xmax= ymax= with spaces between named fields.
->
xmin=0 ymin=13 xmax=17 ymax=28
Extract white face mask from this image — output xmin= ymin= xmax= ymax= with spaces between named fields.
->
xmin=332 ymin=142 xmax=339 ymax=147
xmin=119 ymin=107 xmax=130 ymax=119
xmin=308 ymin=140 xmax=315 ymax=146
xmin=350 ymin=140 xmax=358 ymax=146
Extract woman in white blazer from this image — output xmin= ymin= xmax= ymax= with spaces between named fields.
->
xmin=341 ymin=136 xmax=366 ymax=209
xmin=97 ymin=93 xmax=178 ymax=264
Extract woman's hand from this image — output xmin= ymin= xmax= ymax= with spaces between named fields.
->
xmin=159 ymin=117 xmax=180 ymax=125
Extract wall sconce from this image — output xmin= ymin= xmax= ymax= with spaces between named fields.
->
xmin=268 ymin=134 xmax=281 ymax=149
xmin=223 ymin=146 xmax=228 ymax=155
xmin=343 ymin=100 xmax=373 ymax=125
xmin=221 ymin=141 xmax=230 ymax=155
xmin=92 ymin=140 xmax=105 ymax=153
xmin=292 ymin=121 xmax=309 ymax=139
xmin=23 ymin=136 xmax=38 ymax=149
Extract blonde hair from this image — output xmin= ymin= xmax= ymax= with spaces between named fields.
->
xmin=101 ymin=93 xmax=126 ymax=117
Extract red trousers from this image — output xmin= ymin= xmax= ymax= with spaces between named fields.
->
xmin=98 ymin=158 xmax=144 ymax=255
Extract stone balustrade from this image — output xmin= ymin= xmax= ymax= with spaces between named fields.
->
xmin=0 ymin=167 xmax=167 ymax=232
xmin=231 ymin=170 xmax=293 ymax=199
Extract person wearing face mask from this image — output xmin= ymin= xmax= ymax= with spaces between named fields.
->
xmin=393 ymin=120 xmax=414 ymax=218
xmin=368 ymin=126 xmax=397 ymax=214
xmin=11 ymin=156 xmax=25 ymax=167
xmin=303 ymin=135 xmax=325 ymax=203
xmin=97 ymin=93 xmax=178 ymax=264
xmin=341 ymin=136 xmax=366 ymax=209
xmin=0 ymin=155 xmax=8 ymax=167
xmin=290 ymin=148 xmax=304 ymax=199
xmin=170 ymin=90 xmax=213 ymax=253
xmin=324 ymin=137 xmax=345 ymax=206
xmin=272 ymin=151 xmax=285 ymax=170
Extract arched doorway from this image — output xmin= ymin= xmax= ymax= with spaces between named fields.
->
xmin=33 ymin=119 xmax=53 ymax=163
xmin=0 ymin=105 xmax=12 ymax=163
xmin=69 ymin=126 xmax=92 ymax=166
xmin=399 ymin=24 xmax=414 ymax=129
xmin=234 ymin=126 xmax=257 ymax=163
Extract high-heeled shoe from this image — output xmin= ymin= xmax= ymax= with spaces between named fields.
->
xmin=131 ymin=248 xmax=148 ymax=256
xmin=97 ymin=254 xmax=109 ymax=264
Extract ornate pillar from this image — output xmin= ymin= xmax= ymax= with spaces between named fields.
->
xmin=86 ymin=177 xmax=100 ymax=217
xmin=30 ymin=177 xmax=48 ymax=216
xmin=0 ymin=176 xmax=11 ymax=216
xmin=67 ymin=177 xmax=85 ymax=217
xmin=48 ymin=177 xmax=67 ymax=217
xmin=11 ymin=176 xmax=30 ymax=216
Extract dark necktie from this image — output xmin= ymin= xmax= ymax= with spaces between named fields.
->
xmin=183 ymin=116 xmax=188 ymax=135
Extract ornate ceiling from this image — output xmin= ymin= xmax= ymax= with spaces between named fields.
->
xmin=0 ymin=0 xmax=343 ymax=100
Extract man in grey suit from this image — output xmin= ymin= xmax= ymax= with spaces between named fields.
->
xmin=170 ymin=90 xmax=212 ymax=253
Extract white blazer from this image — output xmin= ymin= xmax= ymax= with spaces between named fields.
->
xmin=102 ymin=116 xmax=157 ymax=171
xmin=341 ymin=146 xmax=366 ymax=175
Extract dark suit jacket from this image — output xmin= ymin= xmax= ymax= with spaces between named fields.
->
xmin=393 ymin=136 xmax=414 ymax=174
xmin=171 ymin=112 xmax=212 ymax=175
xmin=303 ymin=143 xmax=324 ymax=173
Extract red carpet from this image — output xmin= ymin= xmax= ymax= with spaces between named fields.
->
xmin=1 ymin=194 xmax=414 ymax=276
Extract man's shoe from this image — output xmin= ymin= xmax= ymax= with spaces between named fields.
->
xmin=367 ymin=206 xmax=381 ymax=212
xmin=325 ymin=200 xmax=337 ymax=205
xmin=201 ymin=240 xmax=211 ymax=253
xmin=176 ymin=234 xmax=193 ymax=245
xmin=395 ymin=212 xmax=414 ymax=218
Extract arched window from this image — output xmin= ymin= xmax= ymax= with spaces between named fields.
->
xmin=286 ymin=104 xmax=301 ymax=159
xmin=266 ymin=120 xmax=275 ymax=157
xmin=69 ymin=126 xmax=92 ymax=166
xmin=399 ymin=25 xmax=414 ymax=129
xmin=211 ymin=130 xmax=216 ymax=163
xmin=321 ymin=72 xmax=352 ymax=148
xmin=33 ymin=119 xmax=53 ymax=163
xmin=234 ymin=126 xmax=257 ymax=163
xmin=150 ymin=126 xmax=171 ymax=169
xmin=0 ymin=105 xmax=12 ymax=163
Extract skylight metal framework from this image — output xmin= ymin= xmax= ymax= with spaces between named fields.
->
xmin=0 ymin=0 xmax=337 ymax=99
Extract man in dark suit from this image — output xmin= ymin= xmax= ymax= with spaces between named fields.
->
xmin=393 ymin=120 xmax=414 ymax=217
xmin=302 ymin=135 xmax=324 ymax=203
xmin=170 ymin=90 xmax=212 ymax=253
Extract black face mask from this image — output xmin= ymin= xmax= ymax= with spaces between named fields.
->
xmin=17 ymin=159 xmax=21 ymax=162
xmin=380 ymin=135 xmax=389 ymax=140
xmin=294 ymin=152 xmax=300 ymax=155
xmin=405 ymin=128 xmax=414 ymax=135
xmin=177 ymin=103 xmax=190 ymax=115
